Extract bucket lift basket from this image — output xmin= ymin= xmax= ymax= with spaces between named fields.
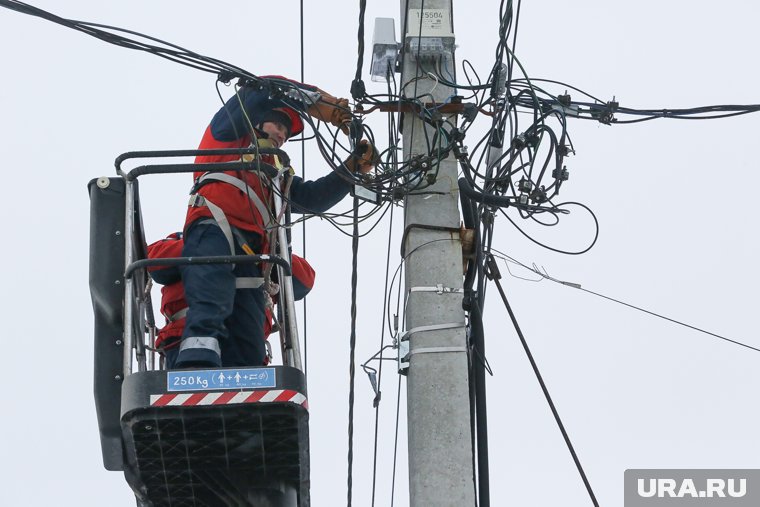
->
xmin=89 ymin=149 xmax=310 ymax=506
xmin=121 ymin=367 xmax=309 ymax=507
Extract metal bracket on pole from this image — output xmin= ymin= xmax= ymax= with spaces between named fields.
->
xmin=409 ymin=284 xmax=464 ymax=295
xmin=398 ymin=321 xmax=466 ymax=374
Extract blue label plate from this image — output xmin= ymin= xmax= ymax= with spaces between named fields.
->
xmin=167 ymin=368 xmax=277 ymax=392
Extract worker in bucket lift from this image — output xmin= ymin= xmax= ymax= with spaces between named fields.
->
xmin=146 ymin=232 xmax=316 ymax=365
xmin=173 ymin=76 xmax=376 ymax=369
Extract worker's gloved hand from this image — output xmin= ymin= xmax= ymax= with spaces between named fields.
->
xmin=344 ymin=140 xmax=379 ymax=174
xmin=307 ymin=89 xmax=352 ymax=134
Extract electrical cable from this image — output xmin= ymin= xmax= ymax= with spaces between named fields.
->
xmin=369 ymin=275 xmax=394 ymax=506
xmin=346 ymin=196 xmax=360 ymax=507
xmin=468 ymin=296 xmax=491 ymax=507
xmin=401 ymin=0 xmax=428 ymax=173
xmin=351 ymin=0 xmax=368 ymax=102
xmin=486 ymin=254 xmax=600 ymax=507
xmin=576 ymin=287 xmax=760 ymax=353
xmin=491 ymin=250 xmax=760 ymax=354
xmin=369 ymin=118 xmax=401 ymax=506
xmin=497 ymin=203 xmax=599 ymax=256
xmin=509 ymin=0 xmax=523 ymax=85
xmin=390 ymin=375 xmax=403 ymax=507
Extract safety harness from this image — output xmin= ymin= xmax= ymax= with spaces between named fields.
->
xmin=188 ymin=171 xmax=275 ymax=256
xmin=186 ymin=144 xmax=294 ymax=317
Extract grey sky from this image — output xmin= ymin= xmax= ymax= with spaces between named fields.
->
xmin=0 ymin=1 xmax=757 ymax=506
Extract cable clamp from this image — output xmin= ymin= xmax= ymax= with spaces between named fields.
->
xmin=410 ymin=284 xmax=464 ymax=295
xmin=217 ymin=70 xmax=236 ymax=84
xmin=398 ymin=322 xmax=466 ymax=375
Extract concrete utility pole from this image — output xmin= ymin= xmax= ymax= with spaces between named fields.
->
xmin=400 ymin=1 xmax=476 ymax=505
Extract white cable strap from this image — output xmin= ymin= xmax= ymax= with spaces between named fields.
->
xmin=409 ymin=284 xmax=464 ymax=295
xmin=407 ymin=346 xmax=468 ymax=357
xmin=179 ymin=336 xmax=221 ymax=355
xmin=401 ymin=321 xmax=466 ymax=342
xmin=235 ymin=277 xmax=265 ymax=289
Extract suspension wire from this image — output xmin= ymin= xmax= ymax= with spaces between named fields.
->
xmin=576 ymin=287 xmax=760 ymax=353
xmin=347 ymin=196 xmax=360 ymax=507
xmin=486 ymin=254 xmax=599 ymax=507
xmin=491 ymin=250 xmax=760 ymax=354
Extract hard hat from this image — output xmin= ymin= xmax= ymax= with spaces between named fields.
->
xmin=275 ymin=107 xmax=304 ymax=138
xmin=259 ymin=107 xmax=304 ymax=139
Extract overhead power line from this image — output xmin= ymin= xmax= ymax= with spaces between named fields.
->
xmin=492 ymin=249 xmax=760 ymax=354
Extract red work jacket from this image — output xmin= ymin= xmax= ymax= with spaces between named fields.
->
xmin=185 ymin=128 xmax=281 ymax=249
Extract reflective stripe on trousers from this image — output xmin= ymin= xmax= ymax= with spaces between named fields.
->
xmin=172 ymin=221 xmax=268 ymax=369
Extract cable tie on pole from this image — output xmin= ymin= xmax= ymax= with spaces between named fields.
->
xmin=407 ymin=346 xmax=468 ymax=357
xmin=400 ymin=322 xmax=466 ymax=342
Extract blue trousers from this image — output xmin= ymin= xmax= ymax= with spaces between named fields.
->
xmin=168 ymin=221 xmax=268 ymax=369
